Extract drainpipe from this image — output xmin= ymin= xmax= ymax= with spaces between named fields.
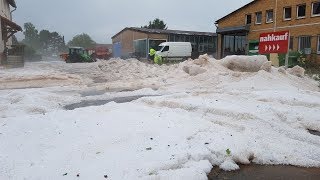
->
xmin=274 ymin=0 xmax=277 ymax=31
xmin=10 ymin=7 xmax=17 ymax=20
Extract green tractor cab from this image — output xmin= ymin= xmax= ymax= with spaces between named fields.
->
xmin=66 ymin=47 xmax=96 ymax=63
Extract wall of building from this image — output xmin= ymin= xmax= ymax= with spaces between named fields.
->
xmin=1 ymin=0 xmax=11 ymax=18
xmin=217 ymin=0 xmax=320 ymax=62
xmin=112 ymin=29 xmax=167 ymax=58
xmin=0 ymin=0 xmax=12 ymax=63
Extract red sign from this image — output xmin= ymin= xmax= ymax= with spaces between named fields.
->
xmin=259 ymin=30 xmax=289 ymax=54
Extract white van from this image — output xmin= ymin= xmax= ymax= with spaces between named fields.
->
xmin=156 ymin=42 xmax=192 ymax=61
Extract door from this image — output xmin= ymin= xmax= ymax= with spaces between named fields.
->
xmin=113 ymin=42 xmax=122 ymax=58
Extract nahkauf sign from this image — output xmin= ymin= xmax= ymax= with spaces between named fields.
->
xmin=259 ymin=31 xmax=290 ymax=54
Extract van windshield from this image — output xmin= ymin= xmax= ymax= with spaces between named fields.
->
xmin=157 ymin=45 xmax=164 ymax=51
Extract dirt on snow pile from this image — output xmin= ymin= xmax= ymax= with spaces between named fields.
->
xmin=94 ymin=54 xmax=318 ymax=93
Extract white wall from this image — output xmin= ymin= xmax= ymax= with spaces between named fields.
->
xmin=1 ymin=0 xmax=11 ymax=19
xmin=0 ymin=0 xmax=13 ymax=53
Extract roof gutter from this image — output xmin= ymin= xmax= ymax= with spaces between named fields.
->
xmin=10 ymin=7 xmax=16 ymax=21
xmin=10 ymin=7 xmax=17 ymax=14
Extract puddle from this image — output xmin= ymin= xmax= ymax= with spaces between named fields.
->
xmin=80 ymin=89 xmax=137 ymax=97
xmin=64 ymin=95 xmax=157 ymax=110
xmin=208 ymin=164 xmax=320 ymax=180
xmin=92 ymin=77 xmax=108 ymax=83
xmin=308 ymin=129 xmax=320 ymax=136
xmin=80 ymin=90 xmax=107 ymax=97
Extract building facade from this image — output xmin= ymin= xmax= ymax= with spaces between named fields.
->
xmin=215 ymin=0 xmax=320 ymax=63
xmin=112 ymin=27 xmax=217 ymax=59
xmin=0 ymin=0 xmax=22 ymax=64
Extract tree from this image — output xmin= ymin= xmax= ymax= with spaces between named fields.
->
xmin=22 ymin=22 xmax=40 ymax=49
xmin=67 ymin=33 xmax=96 ymax=49
xmin=143 ymin=18 xmax=167 ymax=30
xmin=39 ymin=30 xmax=67 ymax=54
xmin=39 ymin=30 xmax=50 ymax=50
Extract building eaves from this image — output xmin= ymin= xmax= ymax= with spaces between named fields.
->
xmin=215 ymin=0 xmax=258 ymax=24
xmin=216 ymin=25 xmax=250 ymax=35
xmin=112 ymin=27 xmax=216 ymax=39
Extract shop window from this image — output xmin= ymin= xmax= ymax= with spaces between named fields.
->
xmin=312 ymin=2 xmax=320 ymax=16
xmin=185 ymin=36 xmax=190 ymax=42
xmin=199 ymin=44 xmax=204 ymax=52
xmin=169 ymin=34 xmax=175 ymax=41
xmin=208 ymin=36 xmax=216 ymax=53
xmin=298 ymin=36 xmax=311 ymax=52
xmin=255 ymin=12 xmax=262 ymax=24
xmin=317 ymin=36 xmax=320 ymax=54
xmin=284 ymin=7 xmax=292 ymax=20
xmin=297 ymin=4 xmax=306 ymax=18
xmin=192 ymin=43 xmax=197 ymax=52
xmin=245 ymin=14 xmax=252 ymax=24
xmin=266 ymin=10 xmax=274 ymax=23
xmin=133 ymin=39 xmax=147 ymax=58
xmin=175 ymin=35 xmax=185 ymax=42
xmin=289 ymin=37 xmax=294 ymax=50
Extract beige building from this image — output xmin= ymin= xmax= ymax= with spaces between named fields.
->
xmin=215 ymin=0 xmax=320 ymax=64
xmin=112 ymin=27 xmax=217 ymax=59
xmin=0 ymin=0 xmax=22 ymax=64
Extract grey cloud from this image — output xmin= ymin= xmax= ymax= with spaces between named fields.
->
xmin=13 ymin=0 xmax=252 ymax=43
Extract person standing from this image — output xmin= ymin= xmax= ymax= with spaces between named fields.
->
xmin=149 ymin=48 xmax=156 ymax=62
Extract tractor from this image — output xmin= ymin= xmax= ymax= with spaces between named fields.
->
xmin=62 ymin=47 xmax=96 ymax=63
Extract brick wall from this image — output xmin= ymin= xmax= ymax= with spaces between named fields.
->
xmin=217 ymin=0 xmax=320 ymax=62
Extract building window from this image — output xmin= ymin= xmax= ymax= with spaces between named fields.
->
xmin=312 ymin=2 xmax=320 ymax=17
xmin=298 ymin=36 xmax=311 ymax=52
xmin=245 ymin=14 xmax=252 ymax=24
xmin=317 ymin=36 xmax=320 ymax=54
xmin=284 ymin=7 xmax=292 ymax=20
xmin=199 ymin=44 xmax=205 ymax=52
xmin=289 ymin=36 xmax=294 ymax=50
xmin=255 ymin=12 xmax=262 ymax=24
xmin=266 ymin=10 xmax=274 ymax=23
xmin=297 ymin=4 xmax=306 ymax=18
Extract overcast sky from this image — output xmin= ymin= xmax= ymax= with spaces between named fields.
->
xmin=13 ymin=0 xmax=252 ymax=44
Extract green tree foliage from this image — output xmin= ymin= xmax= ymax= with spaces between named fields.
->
xmin=49 ymin=32 xmax=67 ymax=52
xmin=67 ymin=33 xmax=96 ymax=49
xmin=22 ymin=23 xmax=67 ymax=55
xmin=39 ymin=30 xmax=50 ymax=50
xmin=143 ymin=18 xmax=168 ymax=30
xmin=22 ymin=22 xmax=40 ymax=49
xmin=40 ymin=30 xmax=67 ymax=54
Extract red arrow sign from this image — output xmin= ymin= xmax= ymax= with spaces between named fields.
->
xmin=259 ymin=30 xmax=289 ymax=54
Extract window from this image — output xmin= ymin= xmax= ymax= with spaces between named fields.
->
xmin=297 ymin=4 xmax=306 ymax=18
xmin=298 ymin=36 xmax=311 ymax=52
xmin=199 ymin=44 xmax=204 ymax=52
xmin=255 ymin=12 xmax=262 ymax=24
xmin=312 ymin=2 xmax=320 ymax=16
xmin=317 ymin=36 xmax=320 ymax=54
xmin=284 ymin=7 xmax=292 ymax=20
xmin=289 ymin=36 xmax=294 ymax=50
xmin=162 ymin=46 xmax=169 ymax=52
xmin=245 ymin=14 xmax=252 ymax=24
xmin=266 ymin=10 xmax=274 ymax=23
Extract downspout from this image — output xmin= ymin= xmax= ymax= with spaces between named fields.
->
xmin=274 ymin=0 xmax=277 ymax=31
xmin=10 ymin=7 xmax=17 ymax=20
